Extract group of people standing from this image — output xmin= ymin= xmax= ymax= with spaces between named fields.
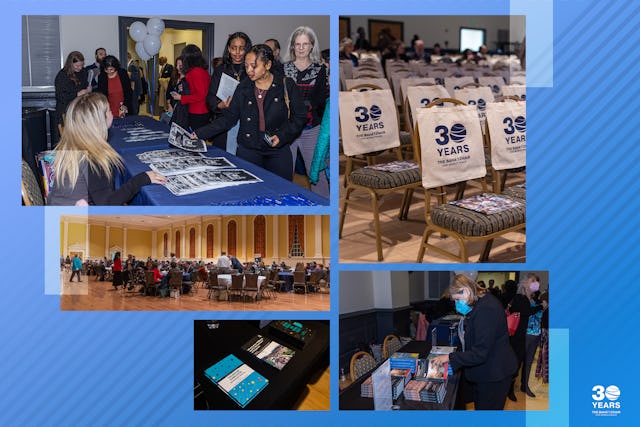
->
xmin=432 ymin=273 xmax=549 ymax=410
xmin=49 ymin=25 xmax=329 ymax=205
xmin=184 ymin=27 xmax=329 ymax=197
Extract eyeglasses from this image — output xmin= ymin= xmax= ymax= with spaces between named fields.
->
xmin=294 ymin=42 xmax=312 ymax=49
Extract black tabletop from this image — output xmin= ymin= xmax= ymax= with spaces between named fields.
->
xmin=339 ymin=340 xmax=461 ymax=410
xmin=194 ymin=320 xmax=329 ymax=410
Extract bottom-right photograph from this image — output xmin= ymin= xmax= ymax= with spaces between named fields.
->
xmin=339 ymin=270 xmax=549 ymax=411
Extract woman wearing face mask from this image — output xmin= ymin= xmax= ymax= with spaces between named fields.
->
xmin=193 ymin=44 xmax=306 ymax=180
xmin=206 ymin=32 xmax=252 ymax=153
xmin=506 ymin=273 xmax=546 ymax=400
xmin=432 ymin=274 xmax=517 ymax=410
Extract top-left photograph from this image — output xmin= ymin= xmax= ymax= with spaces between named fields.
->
xmin=21 ymin=15 xmax=330 ymax=206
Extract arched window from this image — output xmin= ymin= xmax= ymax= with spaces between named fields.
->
xmin=227 ymin=220 xmax=237 ymax=256
xmin=175 ymin=230 xmax=181 ymax=259
xmin=189 ymin=227 xmax=196 ymax=258
xmin=163 ymin=233 xmax=168 ymax=258
xmin=254 ymin=215 xmax=266 ymax=258
xmin=206 ymin=225 xmax=214 ymax=259
xmin=288 ymin=215 xmax=304 ymax=257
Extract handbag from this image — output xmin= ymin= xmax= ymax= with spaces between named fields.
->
xmin=505 ymin=302 xmax=520 ymax=336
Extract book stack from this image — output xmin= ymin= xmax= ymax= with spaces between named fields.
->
xmin=389 ymin=352 xmax=420 ymax=374
xmin=360 ymin=376 xmax=374 ymax=398
xmin=419 ymin=381 xmax=447 ymax=403
xmin=390 ymin=368 xmax=412 ymax=386
xmin=403 ymin=380 xmax=427 ymax=401
xmin=391 ymin=376 xmax=405 ymax=400
xmin=204 ymin=354 xmax=269 ymax=408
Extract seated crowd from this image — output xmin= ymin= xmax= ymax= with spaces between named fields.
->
xmin=64 ymin=251 xmax=330 ymax=297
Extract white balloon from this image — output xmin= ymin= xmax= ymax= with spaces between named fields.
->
xmin=135 ymin=41 xmax=151 ymax=61
xmin=129 ymin=21 xmax=147 ymax=42
xmin=143 ymin=34 xmax=162 ymax=56
xmin=146 ymin=17 xmax=165 ymax=36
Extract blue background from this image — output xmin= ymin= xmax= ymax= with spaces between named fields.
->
xmin=4 ymin=1 xmax=639 ymax=426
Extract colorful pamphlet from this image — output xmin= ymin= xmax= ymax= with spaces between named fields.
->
xmin=242 ymin=334 xmax=295 ymax=370
xmin=204 ymin=354 xmax=269 ymax=408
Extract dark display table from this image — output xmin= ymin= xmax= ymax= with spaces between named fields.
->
xmin=194 ymin=320 xmax=329 ymax=410
xmin=339 ymin=340 xmax=463 ymax=410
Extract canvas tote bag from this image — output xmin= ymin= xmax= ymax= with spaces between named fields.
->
xmin=416 ymin=104 xmax=486 ymax=188
xmin=339 ymin=89 xmax=400 ymax=156
xmin=485 ymin=101 xmax=526 ymax=170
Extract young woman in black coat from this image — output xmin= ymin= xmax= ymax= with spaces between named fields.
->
xmin=206 ymin=32 xmax=252 ymax=152
xmin=432 ymin=274 xmax=518 ymax=410
xmin=193 ymin=44 xmax=306 ymax=180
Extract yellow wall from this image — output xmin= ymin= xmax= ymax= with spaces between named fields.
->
xmin=322 ymin=216 xmax=330 ymax=257
xmin=127 ymin=229 xmax=152 ymax=257
xmin=60 ymin=221 xmax=64 ymax=255
xmin=67 ymin=223 xmax=86 ymax=251
xmin=109 ymin=227 xmax=123 ymax=251
xmin=89 ymin=225 xmax=106 ymax=258
xmin=62 ymin=215 xmax=329 ymax=262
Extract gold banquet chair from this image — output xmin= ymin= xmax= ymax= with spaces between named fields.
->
xmin=414 ymin=100 xmax=526 ymax=263
xmin=382 ymin=334 xmax=403 ymax=359
xmin=350 ymin=351 xmax=377 ymax=382
xmin=21 ymin=159 xmax=45 ymax=206
xmin=339 ymin=86 xmax=422 ymax=261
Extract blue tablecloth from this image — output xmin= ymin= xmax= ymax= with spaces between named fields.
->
xmin=109 ymin=116 xmax=172 ymax=153
xmin=110 ymin=117 xmax=329 ymax=206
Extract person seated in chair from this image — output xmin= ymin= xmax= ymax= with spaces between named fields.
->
xmin=158 ymin=261 xmax=181 ymax=297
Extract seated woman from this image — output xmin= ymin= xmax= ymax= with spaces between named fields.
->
xmin=47 ymin=93 xmax=167 ymax=205
xmin=193 ymin=44 xmax=307 ymax=180
xmin=97 ymin=55 xmax=133 ymax=118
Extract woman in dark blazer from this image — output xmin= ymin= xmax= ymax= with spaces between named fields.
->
xmin=54 ymin=51 xmax=91 ymax=126
xmin=194 ymin=44 xmax=306 ymax=180
xmin=97 ymin=55 xmax=133 ymax=117
xmin=206 ymin=32 xmax=252 ymax=152
xmin=433 ymin=274 xmax=518 ymax=410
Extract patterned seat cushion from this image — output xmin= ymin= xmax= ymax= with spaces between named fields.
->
xmin=349 ymin=163 xmax=421 ymax=189
xmin=502 ymin=185 xmax=526 ymax=200
xmin=430 ymin=194 xmax=526 ymax=236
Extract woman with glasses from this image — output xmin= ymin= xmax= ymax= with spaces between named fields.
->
xmin=283 ymin=26 xmax=329 ymax=198
xmin=431 ymin=274 xmax=518 ymax=410
xmin=97 ymin=55 xmax=133 ymax=118
xmin=192 ymin=44 xmax=306 ymax=180
xmin=54 ymin=51 xmax=92 ymax=127
xmin=206 ymin=32 xmax=252 ymax=153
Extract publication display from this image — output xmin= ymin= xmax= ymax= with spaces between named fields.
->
xmin=242 ymin=334 xmax=296 ymax=371
xmin=204 ymin=354 xmax=269 ymax=408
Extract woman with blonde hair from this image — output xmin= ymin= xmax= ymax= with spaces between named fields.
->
xmin=432 ymin=274 xmax=517 ymax=410
xmin=283 ymin=26 xmax=329 ymax=198
xmin=47 ymin=93 xmax=166 ymax=205
xmin=507 ymin=273 xmax=546 ymax=399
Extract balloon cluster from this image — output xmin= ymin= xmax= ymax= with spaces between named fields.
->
xmin=129 ymin=18 xmax=165 ymax=61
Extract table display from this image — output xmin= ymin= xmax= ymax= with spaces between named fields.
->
xmin=194 ymin=320 xmax=329 ymax=410
xmin=339 ymin=340 xmax=463 ymax=410
xmin=109 ymin=117 xmax=329 ymax=205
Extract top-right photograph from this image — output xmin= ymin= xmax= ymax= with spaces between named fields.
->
xmin=338 ymin=16 xmax=526 ymax=264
